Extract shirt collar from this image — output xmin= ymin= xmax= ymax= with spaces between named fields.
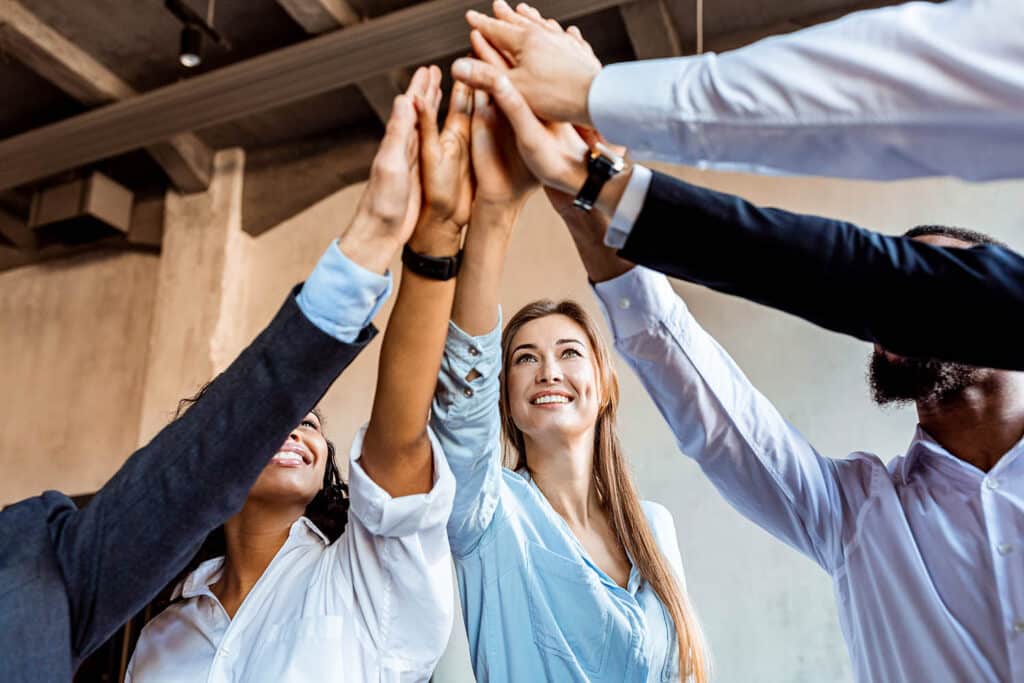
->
xmin=900 ymin=425 xmax=1024 ymax=485
xmin=171 ymin=517 xmax=329 ymax=600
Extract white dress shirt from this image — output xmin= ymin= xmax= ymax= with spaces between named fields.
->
xmin=589 ymin=0 xmax=1024 ymax=182
xmin=594 ymin=266 xmax=1024 ymax=682
xmin=125 ymin=426 xmax=456 ymax=683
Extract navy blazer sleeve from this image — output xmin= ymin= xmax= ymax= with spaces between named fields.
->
xmin=618 ymin=170 xmax=1024 ymax=370
xmin=53 ymin=286 xmax=374 ymax=662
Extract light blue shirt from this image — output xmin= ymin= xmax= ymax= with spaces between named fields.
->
xmin=594 ymin=266 xmax=1024 ymax=683
xmin=431 ymin=318 xmax=688 ymax=683
xmin=590 ymin=0 xmax=1024 ymax=182
xmin=295 ymin=239 xmax=392 ymax=342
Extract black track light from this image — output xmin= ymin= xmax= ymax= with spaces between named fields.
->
xmin=179 ymin=24 xmax=202 ymax=68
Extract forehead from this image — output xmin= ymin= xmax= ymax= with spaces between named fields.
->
xmin=511 ymin=314 xmax=589 ymax=348
xmin=911 ymin=234 xmax=976 ymax=249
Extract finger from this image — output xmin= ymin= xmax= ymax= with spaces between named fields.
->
xmin=465 ymin=9 xmax=524 ymax=54
xmin=414 ymin=92 xmax=441 ymax=164
xmin=515 ymin=3 xmax=561 ymax=32
xmin=567 ymin=25 xmax=585 ymax=44
xmin=428 ymin=65 xmax=443 ymax=112
xmin=494 ymin=1 xmax=534 ymax=27
xmin=405 ymin=66 xmax=429 ymax=101
xmin=470 ymin=29 xmax=513 ymax=70
xmin=373 ymin=94 xmax=417 ymax=175
xmin=457 ymin=60 xmax=548 ymax=145
xmin=442 ymin=81 xmax=474 ymax=144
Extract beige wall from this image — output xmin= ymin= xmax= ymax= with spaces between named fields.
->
xmin=2 ymin=155 xmax=1021 ymax=682
xmin=0 ymin=249 xmax=158 ymax=502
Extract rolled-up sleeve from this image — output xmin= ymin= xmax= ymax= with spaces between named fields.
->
xmin=430 ymin=318 xmax=504 ymax=557
xmin=334 ymin=424 xmax=456 ymax=676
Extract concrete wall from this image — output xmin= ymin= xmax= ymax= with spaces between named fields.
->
xmin=2 ymin=154 xmax=1021 ymax=682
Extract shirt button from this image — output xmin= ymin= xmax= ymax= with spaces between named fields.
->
xmin=984 ymin=477 xmax=1001 ymax=490
xmin=468 ymin=346 xmax=480 ymax=356
xmin=463 ymin=387 xmax=474 ymax=398
xmin=1014 ymin=621 xmax=1024 ymax=634
xmin=618 ymin=297 xmax=631 ymax=310
xmin=998 ymin=543 xmax=1015 ymax=556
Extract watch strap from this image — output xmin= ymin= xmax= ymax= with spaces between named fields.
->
xmin=401 ymin=244 xmax=462 ymax=281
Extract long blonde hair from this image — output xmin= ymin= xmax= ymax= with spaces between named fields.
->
xmin=500 ymin=300 xmax=709 ymax=683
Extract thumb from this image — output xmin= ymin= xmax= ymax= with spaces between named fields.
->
xmin=452 ymin=59 xmax=546 ymax=144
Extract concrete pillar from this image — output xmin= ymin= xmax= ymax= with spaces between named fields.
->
xmin=136 ymin=148 xmax=251 ymax=443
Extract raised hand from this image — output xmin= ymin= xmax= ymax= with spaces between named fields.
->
xmin=338 ymin=66 xmax=433 ymax=274
xmin=452 ymin=23 xmax=590 ymax=196
xmin=470 ymin=88 xmax=538 ymax=210
xmin=415 ymin=77 xmax=474 ymax=237
xmin=453 ymin=0 xmax=601 ymax=126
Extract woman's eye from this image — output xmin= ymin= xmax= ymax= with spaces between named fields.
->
xmin=514 ymin=354 xmax=537 ymax=364
xmin=561 ymin=348 xmax=582 ymax=358
xmin=301 ymin=420 xmax=318 ymax=430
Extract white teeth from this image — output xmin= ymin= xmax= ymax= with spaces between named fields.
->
xmin=272 ymin=453 xmax=304 ymax=465
xmin=532 ymin=395 xmax=571 ymax=405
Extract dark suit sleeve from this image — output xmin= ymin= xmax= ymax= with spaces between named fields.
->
xmin=618 ymin=170 xmax=1024 ymax=369
xmin=50 ymin=286 xmax=375 ymax=662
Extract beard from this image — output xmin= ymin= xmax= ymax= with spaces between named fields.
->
xmin=868 ymin=350 xmax=988 ymax=406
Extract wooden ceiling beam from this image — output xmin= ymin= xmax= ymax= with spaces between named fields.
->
xmin=0 ymin=0 xmax=631 ymax=192
xmin=619 ymin=0 xmax=681 ymax=60
xmin=0 ymin=1 xmax=213 ymax=192
xmin=276 ymin=0 xmax=410 ymax=123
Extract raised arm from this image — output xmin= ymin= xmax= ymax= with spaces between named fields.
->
xmin=360 ymin=69 xmax=474 ymax=497
xmin=47 ymin=71 xmax=428 ymax=661
xmin=429 ymin=83 xmax=539 ymax=555
xmin=555 ymin=202 xmax=856 ymax=572
xmin=458 ymin=0 xmax=1024 ymax=181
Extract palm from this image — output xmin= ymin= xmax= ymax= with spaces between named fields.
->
xmin=472 ymin=104 xmax=536 ymax=205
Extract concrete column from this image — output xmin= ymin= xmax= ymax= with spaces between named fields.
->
xmin=136 ymin=148 xmax=251 ymax=443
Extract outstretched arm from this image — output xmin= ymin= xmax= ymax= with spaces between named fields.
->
xmin=459 ymin=0 xmax=1024 ymax=181
xmin=430 ymin=84 xmax=539 ymax=555
xmin=453 ymin=45 xmax=1024 ymax=370
xmin=46 ymin=69 xmax=428 ymax=661
xmin=360 ymin=70 xmax=474 ymax=497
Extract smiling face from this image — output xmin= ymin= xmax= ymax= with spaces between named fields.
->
xmin=247 ymin=412 xmax=330 ymax=508
xmin=505 ymin=313 xmax=604 ymax=444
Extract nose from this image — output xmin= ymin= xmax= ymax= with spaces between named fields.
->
xmin=536 ymin=358 xmax=563 ymax=384
xmin=288 ymin=429 xmax=302 ymax=442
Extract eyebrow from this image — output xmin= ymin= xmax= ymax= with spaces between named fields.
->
xmin=511 ymin=339 xmax=584 ymax=356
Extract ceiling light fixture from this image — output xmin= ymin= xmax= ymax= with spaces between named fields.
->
xmin=165 ymin=0 xmax=230 ymax=69
xmin=179 ymin=24 xmax=203 ymax=68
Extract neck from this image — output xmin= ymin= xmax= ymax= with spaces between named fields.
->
xmin=916 ymin=373 xmax=1024 ymax=472
xmin=524 ymin=427 xmax=602 ymax=527
xmin=213 ymin=499 xmax=305 ymax=615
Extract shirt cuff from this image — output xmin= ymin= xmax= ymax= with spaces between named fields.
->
xmin=347 ymin=423 xmax=456 ymax=538
xmin=589 ymin=58 xmax=708 ymax=164
xmin=593 ymin=266 xmax=683 ymax=341
xmin=295 ymin=239 xmax=393 ymax=343
xmin=605 ymin=165 xmax=653 ymax=249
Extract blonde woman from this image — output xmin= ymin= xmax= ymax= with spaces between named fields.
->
xmin=429 ymin=84 xmax=709 ymax=682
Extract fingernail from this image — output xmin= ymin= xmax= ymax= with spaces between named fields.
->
xmin=452 ymin=59 xmax=470 ymax=80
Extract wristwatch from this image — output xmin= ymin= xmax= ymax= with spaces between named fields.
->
xmin=573 ymin=142 xmax=625 ymax=212
xmin=401 ymin=244 xmax=462 ymax=281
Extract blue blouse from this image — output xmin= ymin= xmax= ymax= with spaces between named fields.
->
xmin=431 ymin=318 xmax=687 ymax=683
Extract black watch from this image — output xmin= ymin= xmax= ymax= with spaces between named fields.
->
xmin=573 ymin=143 xmax=625 ymax=212
xmin=401 ymin=244 xmax=462 ymax=280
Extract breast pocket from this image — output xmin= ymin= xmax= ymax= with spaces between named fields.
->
xmin=525 ymin=542 xmax=613 ymax=676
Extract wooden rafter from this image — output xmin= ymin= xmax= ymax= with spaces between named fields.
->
xmin=0 ymin=0 xmax=631 ymax=191
xmin=619 ymin=0 xmax=681 ymax=60
xmin=276 ymin=0 xmax=410 ymax=123
xmin=0 ymin=1 xmax=213 ymax=192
